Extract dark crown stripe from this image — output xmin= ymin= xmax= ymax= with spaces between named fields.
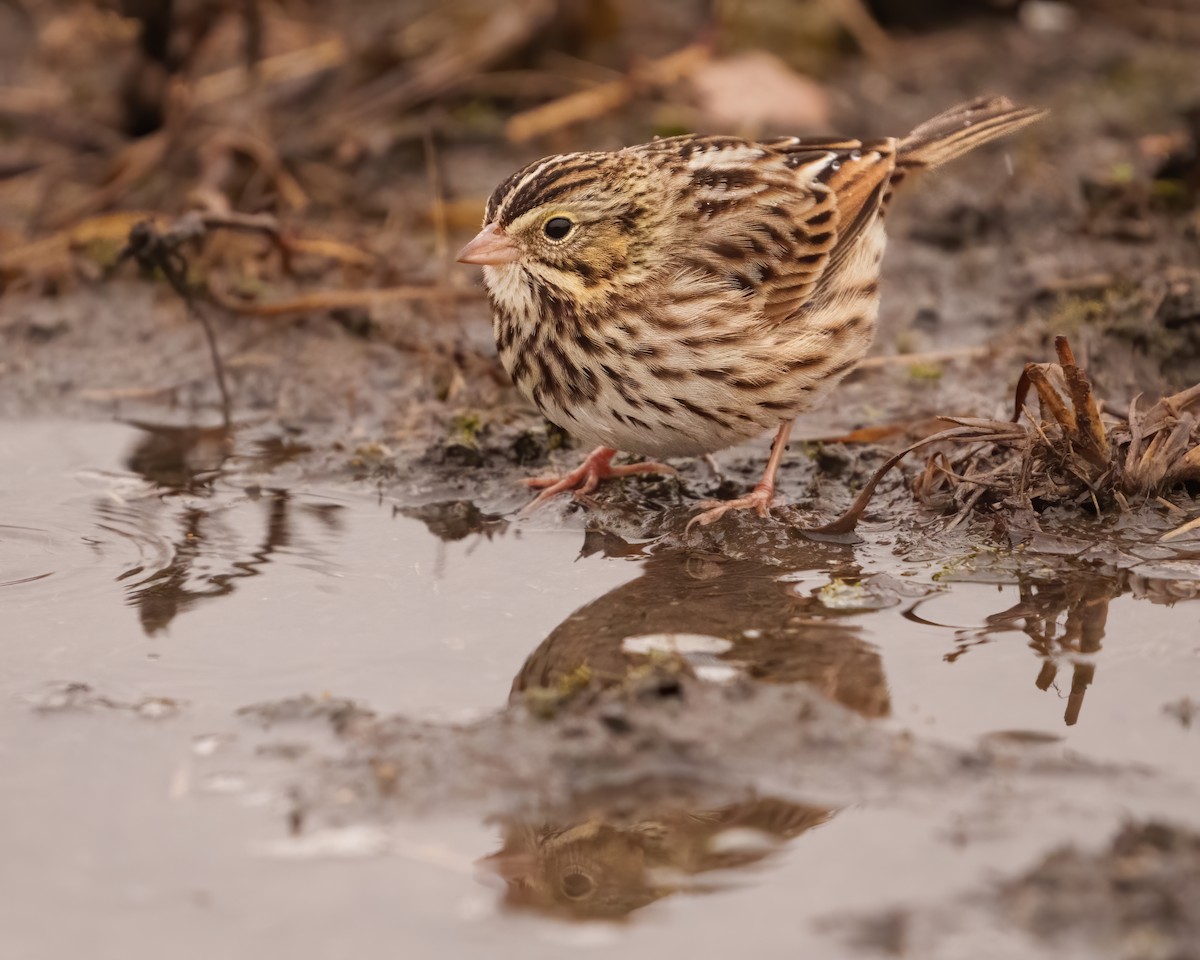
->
xmin=494 ymin=156 xmax=606 ymax=226
xmin=513 ymin=173 xmax=603 ymax=216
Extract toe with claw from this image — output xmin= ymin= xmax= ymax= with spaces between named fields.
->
xmin=685 ymin=419 xmax=794 ymax=535
xmin=519 ymin=446 xmax=676 ymax=516
xmin=685 ymin=483 xmax=777 ymax=534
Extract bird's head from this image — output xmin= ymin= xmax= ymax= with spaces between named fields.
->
xmin=457 ymin=151 xmax=668 ymax=307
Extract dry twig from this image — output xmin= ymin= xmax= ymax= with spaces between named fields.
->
xmin=209 ymin=285 xmax=484 ymax=318
xmin=115 ymin=219 xmax=233 ymax=429
xmin=505 ymin=43 xmax=711 ymax=143
xmin=810 ymin=336 xmax=1200 ymax=534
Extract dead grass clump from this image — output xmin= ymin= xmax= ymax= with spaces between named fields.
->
xmin=912 ymin=337 xmax=1200 ymax=526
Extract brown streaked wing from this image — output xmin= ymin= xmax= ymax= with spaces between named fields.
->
xmin=635 ymin=135 xmax=840 ymax=327
xmin=764 ymin=136 xmax=897 ymax=277
xmin=754 ymin=177 xmax=838 ymax=326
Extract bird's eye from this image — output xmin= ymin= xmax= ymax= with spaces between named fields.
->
xmin=560 ymin=871 xmax=595 ymax=900
xmin=543 ymin=216 xmax=573 ymax=240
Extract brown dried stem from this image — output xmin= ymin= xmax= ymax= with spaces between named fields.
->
xmin=209 ymin=285 xmax=484 ymax=318
xmin=505 ymin=43 xmax=711 ymax=143
xmin=115 ymin=220 xmax=232 ymax=429
xmin=820 ymin=336 xmax=1200 ymax=532
xmin=1055 ymin=336 xmax=1108 ymax=462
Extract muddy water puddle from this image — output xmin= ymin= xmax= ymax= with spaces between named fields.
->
xmin=2 ymin=421 xmax=1199 ymax=958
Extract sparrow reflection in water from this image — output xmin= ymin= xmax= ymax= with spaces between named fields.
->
xmin=485 ymin=542 xmax=891 ymax=920
xmin=511 ymin=546 xmax=890 ymax=719
xmin=485 ymin=795 xmax=829 ymax=920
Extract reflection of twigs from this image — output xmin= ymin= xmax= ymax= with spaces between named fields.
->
xmin=115 ymin=220 xmax=232 ymax=429
xmin=980 ymin=577 xmax=1118 ymax=726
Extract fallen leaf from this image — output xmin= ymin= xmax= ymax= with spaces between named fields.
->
xmin=689 ymin=51 xmax=829 ymax=133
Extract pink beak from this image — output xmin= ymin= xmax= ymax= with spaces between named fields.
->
xmin=456 ymin=222 xmax=520 ymax=266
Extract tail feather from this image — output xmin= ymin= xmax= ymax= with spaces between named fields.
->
xmin=898 ymin=96 xmax=1046 ymax=171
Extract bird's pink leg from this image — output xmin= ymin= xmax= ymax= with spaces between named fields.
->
xmin=687 ymin=420 xmax=794 ymax=532
xmin=519 ymin=446 xmax=677 ymax=516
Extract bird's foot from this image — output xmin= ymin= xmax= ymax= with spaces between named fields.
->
xmin=519 ymin=446 xmax=677 ymax=517
xmin=686 ymin=482 xmax=777 ymax=534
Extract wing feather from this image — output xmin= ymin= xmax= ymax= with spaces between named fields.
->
xmin=633 ymin=134 xmax=896 ymax=328
xmin=764 ymin=136 xmax=897 ymax=282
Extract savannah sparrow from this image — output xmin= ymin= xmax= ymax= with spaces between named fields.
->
xmin=458 ymin=96 xmax=1045 ymax=524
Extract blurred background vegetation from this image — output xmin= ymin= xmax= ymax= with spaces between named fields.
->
xmin=1 ymin=0 xmax=1197 ymax=415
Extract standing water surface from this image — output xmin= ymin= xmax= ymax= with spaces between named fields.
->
xmin=2 ymin=421 xmax=1198 ymax=959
